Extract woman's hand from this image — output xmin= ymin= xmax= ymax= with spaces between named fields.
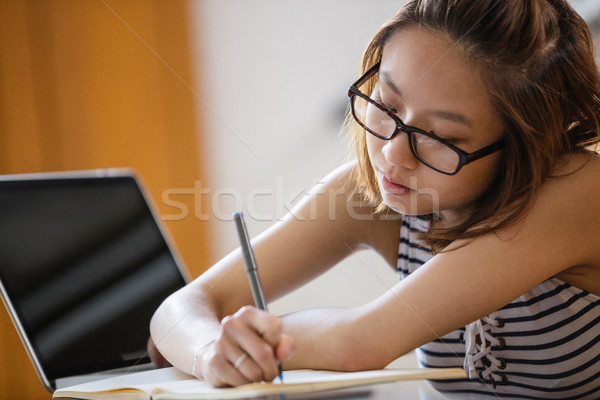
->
xmin=197 ymin=306 xmax=295 ymax=387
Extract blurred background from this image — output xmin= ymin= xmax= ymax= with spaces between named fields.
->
xmin=0 ymin=1 xmax=598 ymax=398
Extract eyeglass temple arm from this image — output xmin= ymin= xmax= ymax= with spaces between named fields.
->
xmin=350 ymin=62 xmax=381 ymax=92
xmin=464 ymin=138 xmax=506 ymax=162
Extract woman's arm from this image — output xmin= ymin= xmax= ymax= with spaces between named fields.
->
xmin=149 ymin=162 xmax=401 ymax=385
xmin=278 ymin=155 xmax=600 ymax=372
xmin=152 ymin=155 xmax=599 ymax=383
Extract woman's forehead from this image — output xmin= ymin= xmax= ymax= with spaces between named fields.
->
xmin=378 ymin=27 xmax=504 ymax=138
xmin=380 ymin=27 xmax=478 ymax=87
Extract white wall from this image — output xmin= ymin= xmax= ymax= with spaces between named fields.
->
xmin=188 ymin=1 xmax=406 ymax=314
xmin=571 ymin=0 xmax=600 ymax=23
xmin=187 ymin=0 xmax=600 ymax=315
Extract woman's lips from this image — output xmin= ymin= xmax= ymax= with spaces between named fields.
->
xmin=381 ymin=174 xmax=414 ymax=195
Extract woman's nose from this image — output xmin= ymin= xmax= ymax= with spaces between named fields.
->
xmin=382 ymin=130 xmax=419 ymax=169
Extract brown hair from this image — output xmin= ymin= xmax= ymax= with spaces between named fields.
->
xmin=349 ymin=0 xmax=600 ymax=252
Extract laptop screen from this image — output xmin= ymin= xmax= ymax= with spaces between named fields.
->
xmin=0 ymin=171 xmax=188 ymax=387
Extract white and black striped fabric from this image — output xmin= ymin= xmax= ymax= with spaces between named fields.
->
xmin=398 ymin=215 xmax=600 ymax=399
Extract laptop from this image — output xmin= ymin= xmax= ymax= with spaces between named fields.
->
xmin=0 ymin=169 xmax=189 ymax=392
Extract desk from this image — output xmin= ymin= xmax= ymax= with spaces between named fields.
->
xmin=56 ymin=353 xmax=466 ymax=400
xmin=261 ymin=352 xmax=460 ymax=400
xmin=56 ymin=380 xmax=456 ymax=400
xmin=280 ymin=380 xmax=455 ymax=400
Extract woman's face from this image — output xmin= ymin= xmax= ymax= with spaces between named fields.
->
xmin=366 ymin=27 xmax=505 ymax=224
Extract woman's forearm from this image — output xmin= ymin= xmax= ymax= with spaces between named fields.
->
xmin=149 ymin=287 xmax=222 ymax=376
xmin=280 ymin=304 xmax=406 ymax=372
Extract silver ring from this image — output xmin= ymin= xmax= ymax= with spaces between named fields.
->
xmin=234 ymin=353 xmax=249 ymax=370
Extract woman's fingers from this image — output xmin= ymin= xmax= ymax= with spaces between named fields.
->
xmin=199 ymin=331 xmax=263 ymax=387
xmin=232 ymin=306 xmax=284 ymax=346
xmin=198 ymin=306 xmax=297 ymax=386
xmin=275 ymin=333 xmax=296 ymax=363
xmin=199 ymin=341 xmax=247 ymax=387
xmin=221 ymin=307 xmax=281 ymax=381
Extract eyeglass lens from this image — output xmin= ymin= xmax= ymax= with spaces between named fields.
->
xmin=351 ymin=94 xmax=460 ymax=173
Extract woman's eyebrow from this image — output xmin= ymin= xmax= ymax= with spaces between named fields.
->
xmin=380 ymin=70 xmax=404 ymax=98
xmin=380 ymin=70 xmax=473 ymax=128
xmin=428 ymin=110 xmax=473 ymax=127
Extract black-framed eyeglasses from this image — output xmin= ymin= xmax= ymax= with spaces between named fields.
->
xmin=348 ymin=62 xmax=505 ymax=175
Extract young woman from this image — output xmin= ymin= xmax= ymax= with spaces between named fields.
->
xmin=150 ymin=0 xmax=600 ymax=397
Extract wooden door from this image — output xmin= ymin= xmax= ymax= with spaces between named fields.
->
xmin=0 ymin=1 xmax=210 ymax=397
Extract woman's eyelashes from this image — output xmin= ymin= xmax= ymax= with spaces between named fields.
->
xmin=372 ymin=86 xmax=466 ymax=146
xmin=437 ymin=135 xmax=461 ymax=145
xmin=371 ymin=93 xmax=394 ymax=112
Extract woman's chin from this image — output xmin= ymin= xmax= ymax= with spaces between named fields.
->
xmin=381 ymin=190 xmax=436 ymax=216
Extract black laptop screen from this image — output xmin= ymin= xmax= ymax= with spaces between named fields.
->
xmin=0 ymin=173 xmax=187 ymax=383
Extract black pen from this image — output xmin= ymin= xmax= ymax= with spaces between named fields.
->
xmin=233 ymin=212 xmax=283 ymax=383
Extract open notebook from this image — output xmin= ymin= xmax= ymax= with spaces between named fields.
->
xmin=0 ymin=169 xmax=188 ymax=392
xmin=53 ymin=365 xmax=467 ymax=400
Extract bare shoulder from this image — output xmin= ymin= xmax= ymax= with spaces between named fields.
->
xmin=543 ymin=153 xmax=600 ymax=293
xmin=550 ymin=152 xmax=600 ymax=199
xmin=541 ymin=152 xmax=600 ymax=237
xmin=478 ymin=152 xmax=600 ymax=295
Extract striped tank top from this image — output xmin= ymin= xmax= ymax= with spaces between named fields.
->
xmin=398 ymin=215 xmax=600 ymax=399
